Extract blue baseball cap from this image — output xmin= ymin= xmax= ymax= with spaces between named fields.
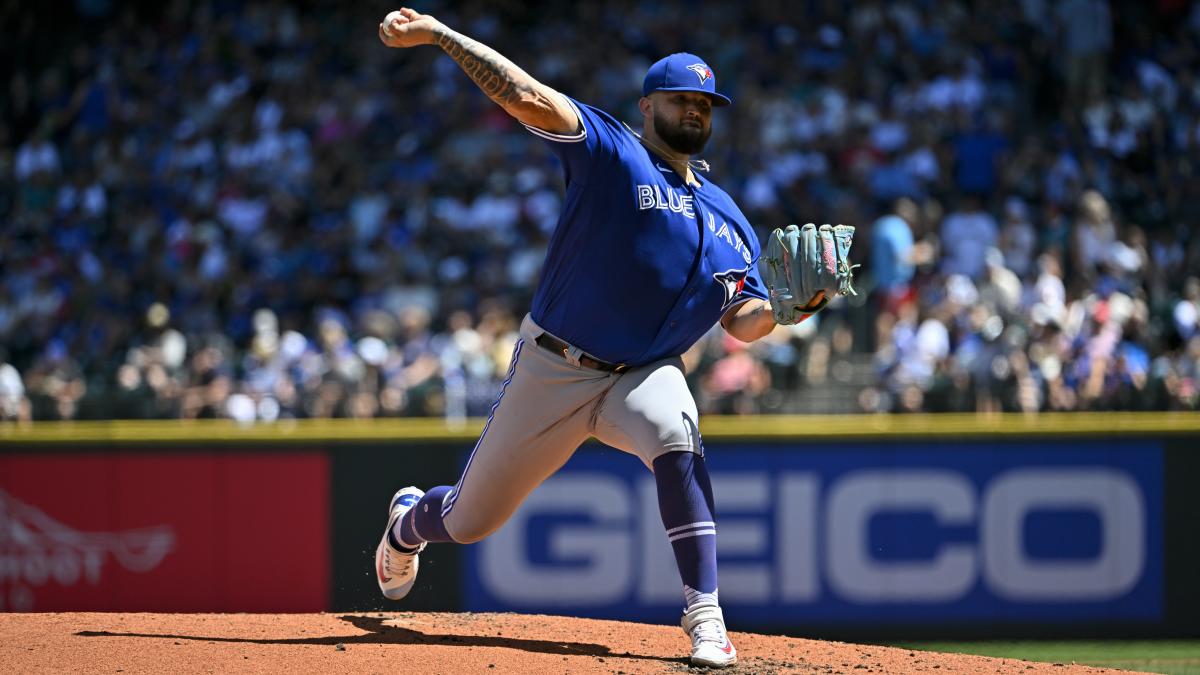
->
xmin=642 ymin=53 xmax=732 ymax=106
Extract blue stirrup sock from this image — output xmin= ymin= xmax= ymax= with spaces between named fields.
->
xmin=389 ymin=485 xmax=456 ymax=551
xmin=653 ymin=450 xmax=720 ymax=609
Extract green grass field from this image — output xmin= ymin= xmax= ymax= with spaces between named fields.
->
xmin=896 ymin=641 xmax=1200 ymax=674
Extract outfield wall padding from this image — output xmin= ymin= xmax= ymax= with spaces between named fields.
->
xmin=2 ymin=413 xmax=1196 ymax=639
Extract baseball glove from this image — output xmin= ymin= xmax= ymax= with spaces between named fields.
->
xmin=758 ymin=223 xmax=859 ymax=325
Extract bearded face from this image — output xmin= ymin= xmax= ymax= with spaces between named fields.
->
xmin=650 ymin=94 xmax=713 ymax=155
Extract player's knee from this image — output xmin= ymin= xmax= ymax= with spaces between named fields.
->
xmin=657 ymin=429 xmax=699 ymax=454
xmin=649 ymin=410 xmax=702 ymax=456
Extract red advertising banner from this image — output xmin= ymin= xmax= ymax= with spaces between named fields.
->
xmin=0 ymin=452 xmax=330 ymax=612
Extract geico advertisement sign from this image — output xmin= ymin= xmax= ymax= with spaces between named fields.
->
xmin=466 ymin=445 xmax=1162 ymax=623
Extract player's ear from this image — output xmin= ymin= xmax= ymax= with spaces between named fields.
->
xmin=638 ymin=96 xmax=652 ymax=118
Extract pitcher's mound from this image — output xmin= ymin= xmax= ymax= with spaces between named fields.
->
xmin=0 ymin=612 xmax=1143 ymax=674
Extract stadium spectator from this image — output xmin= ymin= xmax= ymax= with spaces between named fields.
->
xmin=1057 ymin=0 xmax=1114 ymax=110
xmin=0 ymin=348 xmax=31 ymax=422
xmin=871 ymin=198 xmax=919 ymax=298
xmin=940 ymin=195 xmax=998 ymax=280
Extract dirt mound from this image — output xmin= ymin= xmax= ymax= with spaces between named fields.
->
xmin=0 ymin=612 xmax=1143 ymax=674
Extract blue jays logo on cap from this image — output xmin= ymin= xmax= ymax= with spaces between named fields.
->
xmin=643 ymin=53 xmax=732 ymax=106
xmin=686 ymin=63 xmax=713 ymax=84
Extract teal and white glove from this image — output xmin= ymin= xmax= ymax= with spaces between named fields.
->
xmin=758 ymin=223 xmax=858 ymax=325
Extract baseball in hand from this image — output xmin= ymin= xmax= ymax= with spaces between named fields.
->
xmin=382 ymin=11 xmax=404 ymax=37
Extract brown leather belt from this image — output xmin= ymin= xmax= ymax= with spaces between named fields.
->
xmin=534 ymin=333 xmax=629 ymax=373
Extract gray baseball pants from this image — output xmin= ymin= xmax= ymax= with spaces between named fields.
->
xmin=439 ymin=313 xmax=702 ymax=543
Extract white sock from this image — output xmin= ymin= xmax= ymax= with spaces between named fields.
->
xmin=684 ymin=586 xmax=719 ymax=609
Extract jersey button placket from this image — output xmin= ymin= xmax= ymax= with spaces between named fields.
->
xmin=677 ymin=186 xmax=701 ymax=329
xmin=689 ymin=188 xmax=712 ymax=318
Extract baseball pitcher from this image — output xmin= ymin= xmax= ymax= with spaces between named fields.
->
xmin=373 ymin=8 xmax=856 ymax=667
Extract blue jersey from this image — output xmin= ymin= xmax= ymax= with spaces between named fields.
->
xmin=524 ymin=97 xmax=768 ymax=366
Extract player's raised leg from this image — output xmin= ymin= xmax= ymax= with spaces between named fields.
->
xmin=593 ymin=359 xmax=736 ymax=667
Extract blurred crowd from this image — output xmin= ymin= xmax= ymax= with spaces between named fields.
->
xmin=2 ymin=0 xmax=1199 ymax=421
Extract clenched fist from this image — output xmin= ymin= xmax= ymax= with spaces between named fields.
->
xmin=378 ymin=8 xmax=442 ymax=48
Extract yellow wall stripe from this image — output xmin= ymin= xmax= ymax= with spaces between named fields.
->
xmin=1 ymin=413 xmax=1197 ymax=445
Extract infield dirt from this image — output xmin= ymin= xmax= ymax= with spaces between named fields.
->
xmin=0 ymin=612 xmax=1148 ymax=674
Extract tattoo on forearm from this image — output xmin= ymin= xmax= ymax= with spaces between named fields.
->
xmin=435 ymin=30 xmax=523 ymax=106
